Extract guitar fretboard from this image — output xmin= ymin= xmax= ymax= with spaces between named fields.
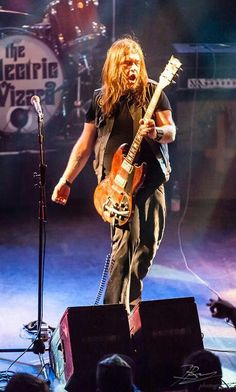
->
xmin=125 ymin=84 xmax=163 ymax=165
xmin=123 ymin=55 xmax=181 ymax=166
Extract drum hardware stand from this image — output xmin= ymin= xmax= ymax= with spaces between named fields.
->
xmin=112 ymin=0 xmax=116 ymax=42
xmin=73 ymin=54 xmax=93 ymax=122
xmin=75 ymin=71 xmax=82 ymax=120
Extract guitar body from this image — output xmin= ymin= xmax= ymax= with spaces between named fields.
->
xmin=94 ymin=143 xmax=146 ymax=226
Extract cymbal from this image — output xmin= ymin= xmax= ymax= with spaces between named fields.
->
xmin=0 ymin=8 xmax=30 ymax=16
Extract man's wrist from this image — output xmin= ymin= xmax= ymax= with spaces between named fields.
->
xmin=60 ymin=177 xmax=72 ymax=188
xmin=155 ymin=127 xmax=164 ymax=142
xmin=226 ymin=306 xmax=235 ymax=319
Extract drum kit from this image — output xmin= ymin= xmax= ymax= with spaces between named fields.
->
xmin=0 ymin=0 xmax=106 ymax=139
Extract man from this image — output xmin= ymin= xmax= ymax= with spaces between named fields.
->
xmin=208 ymin=297 xmax=236 ymax=328
xmin=5 ymin=373 xmax=50 ymax=392
xmin=52 ymin=37 xmax=176 ymax=312
xmin=96 ymin=354 xmax=139 ymax=392
xmin=181 ymin=350 xmax=222 ymax=392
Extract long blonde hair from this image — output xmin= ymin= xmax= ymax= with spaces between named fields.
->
xmin=101 ymin=37 xmax=148 ymax=117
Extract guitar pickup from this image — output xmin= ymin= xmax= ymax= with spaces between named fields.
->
xmin=121 ymin=160 xmax=133 ymax=174
xmin=114 ymin=174 xmax=127 ymax=188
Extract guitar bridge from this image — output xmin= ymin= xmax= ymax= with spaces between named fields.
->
xmin=103 ymin=196 xmax=130 ymax=224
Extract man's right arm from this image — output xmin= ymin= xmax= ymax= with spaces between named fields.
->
xmin=51 ymin=122 xmax=97 ymax=205
xmin=207 ymin=298 xmax=236 ymax=329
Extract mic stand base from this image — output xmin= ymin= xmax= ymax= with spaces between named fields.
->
xmin=32 ymin=338 xmax=46 ymax=355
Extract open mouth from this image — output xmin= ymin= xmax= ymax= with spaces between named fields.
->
xmin=128 ymin=74 xmax=136 ymax=82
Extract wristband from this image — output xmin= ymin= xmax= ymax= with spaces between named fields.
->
xmin=155 ymin=127 xmax=164 ymax=142
xmin=60 ymin=177 xmax=72 ymax=188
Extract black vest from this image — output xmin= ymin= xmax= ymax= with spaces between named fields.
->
xmin=92 ymin=81 xmax=171 ymax=184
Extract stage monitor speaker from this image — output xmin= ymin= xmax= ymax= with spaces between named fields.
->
xmin=129 ymin=297 xmax=203 ymax=391
xmin=50 ymin=304 xmax=132 ymax=392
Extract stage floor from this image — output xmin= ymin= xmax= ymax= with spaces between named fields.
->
xmin=0 ymin=201 xmax=235 ymax=391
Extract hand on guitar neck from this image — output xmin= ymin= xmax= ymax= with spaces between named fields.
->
xmin=139 ymin=118 xmax=157 ymax=139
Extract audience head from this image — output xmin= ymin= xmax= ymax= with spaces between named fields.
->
xmin=5 ymin=372 xmax=50 ymax=392
xmin=96 ymin=353 xmax=135 ymax=392
xmin=182 ymin=349 xmax=222 ymax=392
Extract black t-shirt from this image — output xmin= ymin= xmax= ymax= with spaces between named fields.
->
xmin=103 ymin=97 xmax=133 ymax=175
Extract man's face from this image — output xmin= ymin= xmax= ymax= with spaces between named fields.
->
xmin=119 ymin=51 xmax=141 ymax=89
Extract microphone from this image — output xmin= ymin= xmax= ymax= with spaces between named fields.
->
xmin=31 ymin=95 xmax=43 ymax=115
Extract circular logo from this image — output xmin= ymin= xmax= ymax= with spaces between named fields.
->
xmin=0 ymin=30 xmax=64 ymax=133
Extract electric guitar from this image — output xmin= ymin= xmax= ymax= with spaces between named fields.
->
xmin=93 ymin=55 xmax=182 ymax=226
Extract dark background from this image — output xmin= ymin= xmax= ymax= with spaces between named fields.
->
xmin=0 ymin=0 xmax=236 ymax=216
xmin=2 ymin=0 xmax=236 ymax=45
xmin=0 ymin=3 xmax=235 ymax=388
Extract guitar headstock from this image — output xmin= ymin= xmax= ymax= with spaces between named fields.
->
xmin=159 ymin=56 xmax=182 ymax=89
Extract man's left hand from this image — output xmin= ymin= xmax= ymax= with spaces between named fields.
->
xmin=139 ymin=118 xmax=157 ymax=140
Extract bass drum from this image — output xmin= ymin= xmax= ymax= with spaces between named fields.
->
xmin=0 ymin=28 xmax=64 ymax=134
xmin=44 ymin=0 xmax=106 ymax=52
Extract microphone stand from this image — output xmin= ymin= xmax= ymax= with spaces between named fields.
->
xmin=0 ymin=109 xmax=50 ymax=383
xmin=32 ymin=110 xmax=48 ymax=355
xmin=0 ymin=106 xmax=51 ymax=388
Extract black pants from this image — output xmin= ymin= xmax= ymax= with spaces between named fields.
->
xmin=103 ymin=181 xmax=166 ymax=312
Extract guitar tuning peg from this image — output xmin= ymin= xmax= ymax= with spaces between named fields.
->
xmin=180 ymin=67 xmax=183 ymax=71
xmin=172 ymin=80 xmax=177 ymax=84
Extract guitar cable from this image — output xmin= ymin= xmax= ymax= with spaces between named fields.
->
xmin=94 ymin=224 xmax=115 ymax=305
xmin=94 ymin=252 xmax=111 ymax=305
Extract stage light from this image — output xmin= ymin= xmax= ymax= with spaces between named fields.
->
xmin=78 ymin=1 xmax=84 ymax=9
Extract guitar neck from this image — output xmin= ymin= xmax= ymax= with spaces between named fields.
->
xmin=124 ymin=55 xmax=182 ymax=166
xmin=125 ymin=83 xmax=163 ymax=165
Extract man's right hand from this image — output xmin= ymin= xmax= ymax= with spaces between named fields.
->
xmin=51 ymin=178 xmax=71 ymax=205
xmin=207 ymin=297 xmax=235 ymax=319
